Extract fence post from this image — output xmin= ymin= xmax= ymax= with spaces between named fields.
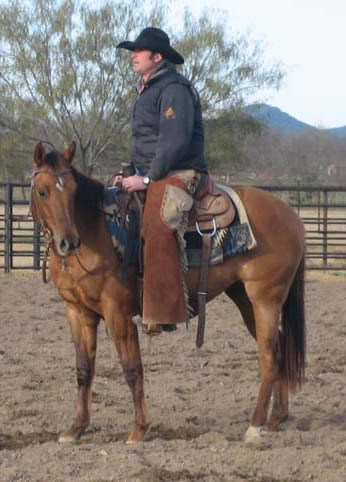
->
xmin=322 ymin=189 xmax=328 ymax=268
xmin=4 ymin=183 xmax=13 ymax=272
xmin=33 ymin=222 xmax=41 ymax=270
xmin=317 ymin=191 xmax=321 ymax=233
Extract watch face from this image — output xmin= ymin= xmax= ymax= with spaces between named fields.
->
xmin=143 ymin=176 xmax=150 ymax=185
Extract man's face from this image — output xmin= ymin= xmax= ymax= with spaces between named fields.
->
xmin=131 ymin=50 xmax=163 ymax=77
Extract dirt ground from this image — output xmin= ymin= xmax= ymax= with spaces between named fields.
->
xmin=0 ymin=272 xmax=346 ymax=482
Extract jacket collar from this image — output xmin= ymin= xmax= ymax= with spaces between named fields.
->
xmin=136 ymin=61 xmax=176 ymax=93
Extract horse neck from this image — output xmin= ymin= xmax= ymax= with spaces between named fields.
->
xmin=73 ymin=175 xmax=113 ymax=256
xmin=76 ymin=207 xmax=107 ymax=248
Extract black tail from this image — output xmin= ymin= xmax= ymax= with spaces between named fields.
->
xmin=281 ymin=254 xmax=306 ymax=390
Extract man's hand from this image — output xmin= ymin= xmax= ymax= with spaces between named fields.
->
xmin=112 ymin=174 xmax=123 ymax=187
xmin=122 ymin=175 xmax=147 ymax=192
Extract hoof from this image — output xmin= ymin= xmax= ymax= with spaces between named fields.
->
xmin=58 ymin=424 xmax=85 ymax=443
xmin=244 ymin=425 xmax=266 ymax=446
xmin=267 ymin=414 xmax=288 ymax=431
xmin=126 ymin=424 xmax=150 ymax=444
xmin=58 ymin=432 xmax=79 ymax=443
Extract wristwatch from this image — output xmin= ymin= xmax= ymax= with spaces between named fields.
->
xmin=143 ymin=176 xmax=151 ymax=185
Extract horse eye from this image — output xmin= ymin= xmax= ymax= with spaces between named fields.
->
xmin=38 ymin=188 xmax=48 ymax=199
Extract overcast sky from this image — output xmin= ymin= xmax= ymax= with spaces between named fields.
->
xmin=172 ymin=0 xmax=346 ymax=128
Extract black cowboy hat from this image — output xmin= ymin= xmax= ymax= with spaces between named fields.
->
xmin=117 ymin=27 xmax=184 ymax=65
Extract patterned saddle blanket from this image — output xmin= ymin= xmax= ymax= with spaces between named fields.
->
xmin=103 ymin=185 xmax=256 ymax=269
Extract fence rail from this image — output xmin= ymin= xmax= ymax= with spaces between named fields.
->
xmin=1 ymin=182 xmax=346 ymax=272
xmin=259 ymin=185 xmax=346 ymax=270
xmin=0 ymin=182 xmax=41 ymax=271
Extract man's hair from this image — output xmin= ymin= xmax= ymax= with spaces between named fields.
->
xmin=149 ymin=51 xmax=164 ymax=61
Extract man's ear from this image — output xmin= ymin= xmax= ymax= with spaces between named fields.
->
xmin=33 ymin=141 xmax=45 ymax=167
xmin=154 ymin=52 xmax=163 ymax=64
xmin=63 ymin=141 xmax=76 ymax=165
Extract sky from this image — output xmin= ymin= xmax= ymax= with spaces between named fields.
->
xmin=171 ymin=0 xmax=346 ymax=128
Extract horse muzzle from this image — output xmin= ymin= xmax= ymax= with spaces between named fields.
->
xmin=55 ymin=234 xmax=81 ymax=257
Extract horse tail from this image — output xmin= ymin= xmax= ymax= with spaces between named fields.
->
xmin=280 ymin=253 xmax=306 ymax=391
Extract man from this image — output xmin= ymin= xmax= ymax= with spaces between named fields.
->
xmin=116 ymin=27 xmax=207 ymax=334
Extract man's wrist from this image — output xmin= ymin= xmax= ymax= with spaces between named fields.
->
xmin=142 ymin=175 xmax=151 ymax=185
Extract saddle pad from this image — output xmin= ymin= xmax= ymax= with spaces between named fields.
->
xmin=218 ymin=184 xmax=257 ymax=250
xmin=103 ymin=187 xmax=140 ymax=261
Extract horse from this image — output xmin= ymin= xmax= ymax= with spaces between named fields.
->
xmin=30 ymin=141 xmax=305 ymax=445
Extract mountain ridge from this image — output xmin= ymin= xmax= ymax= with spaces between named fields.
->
xmin=246 ymin=104 xmax=346 ymax=137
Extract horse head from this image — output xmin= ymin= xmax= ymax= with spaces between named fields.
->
xmin=31 ymin=141 xmax=81 ymax=257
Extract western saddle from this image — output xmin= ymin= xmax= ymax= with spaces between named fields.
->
xmin=188 ymin=174 xmax=235 ymax=232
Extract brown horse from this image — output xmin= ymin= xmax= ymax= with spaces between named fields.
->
xmin=31 ymin=141 xmax=305 ymax=445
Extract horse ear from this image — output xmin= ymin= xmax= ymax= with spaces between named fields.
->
xmin=34 ymin=141 xmax=45 ymax=167
xmin=63 ymin=141 xmax=76 ymax=164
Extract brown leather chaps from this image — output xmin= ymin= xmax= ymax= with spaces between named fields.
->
xmin=141 ymin=171 xmax=198 ymax=325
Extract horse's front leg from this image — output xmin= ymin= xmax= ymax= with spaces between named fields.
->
xmin=106 ymin=310 xmax=149 ymax=444
xmin=59 ymin=304 xmax=99 ymax=443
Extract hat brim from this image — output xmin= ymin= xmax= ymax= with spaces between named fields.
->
xmin=117 ymin=40 xmax=184 ymax=65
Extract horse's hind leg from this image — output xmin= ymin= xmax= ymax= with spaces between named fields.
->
xmin=227 ymin=285 xmax=289 ymax=433
xmin=106 ymin=311 xmax=149 ymax=444
xmin=59 ymin=305 xmax=99 ymax=443
xmin=267 ymin=332 xmax=289 ymax=430
xmin=244 ymin=300 xmax=281 ymax=444
xmin=225 ymin=282 xmax=256 ymax=339
xmin=267 ymin=379 xmax=288 ymax=430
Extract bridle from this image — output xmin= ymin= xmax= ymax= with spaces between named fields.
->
xmin=31 ymin=168 xmax=74 ymax=193
xmin=30 ymin=166 xmax=114 ymax=282
xmin=30 ymin=167 xmax=75 ymax=283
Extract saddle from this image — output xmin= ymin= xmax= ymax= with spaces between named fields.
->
xmin=188 ymin=174 xmax=235 ymax=233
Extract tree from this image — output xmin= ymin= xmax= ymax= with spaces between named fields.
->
xmin=0 ymin=0 xmax=284 ymax=179
xmin=0 ymin=0 xmax=166 ymax=176
xmin=176 ymin=9 xmax=283 ymax=115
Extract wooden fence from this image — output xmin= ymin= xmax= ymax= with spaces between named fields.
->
xmin=1 ymin=182 xmax=346 ymax=272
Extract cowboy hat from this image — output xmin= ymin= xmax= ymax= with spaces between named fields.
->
xmin=117 ymin=27 xmax=184 ymax=65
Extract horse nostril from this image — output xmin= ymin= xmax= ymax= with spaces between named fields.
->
xmin=59 ymin=239 xmax=70 ymax=254
xmin=57 ymin=236 xmax=80 ymax=256
xmin=74 ymin=238 xmax=81 ymax=250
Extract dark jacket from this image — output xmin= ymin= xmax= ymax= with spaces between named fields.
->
xmin=130 ymin=62 xmax=207 ymax=180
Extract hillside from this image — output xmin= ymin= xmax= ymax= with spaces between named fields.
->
xmin=246 ymin=104 xmax=346 ymax=137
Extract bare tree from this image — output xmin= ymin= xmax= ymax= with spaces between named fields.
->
xmin=0 ymin=0 xmax=166 ymax=174
xmin=0 ymin=0 xmax=284 ymax=179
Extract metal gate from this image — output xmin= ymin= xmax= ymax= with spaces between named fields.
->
xmin=1 ymin=182 xmax=346 ymax=272
xmin=262 ymin=185 xmax=346 ymax=270
xmin=0 ymin=182 xmax=41 ymax=272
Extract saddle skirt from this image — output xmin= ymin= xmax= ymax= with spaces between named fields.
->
xmin=103 ymin=183 xmax=256 ymax=269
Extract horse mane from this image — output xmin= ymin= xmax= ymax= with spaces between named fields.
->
xmin=42 ymin=151 xmax=105 ymax=227
xmin=71 ymin=167 xmax=105 ymax=224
